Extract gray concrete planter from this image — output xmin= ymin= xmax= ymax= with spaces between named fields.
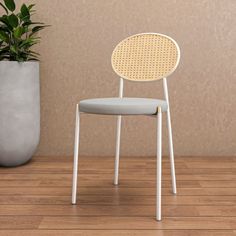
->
xmin=0 ymin=61 xmax=40 ymax=167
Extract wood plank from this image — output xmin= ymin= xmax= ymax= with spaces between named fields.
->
xmin=5 ymin=158 xmax=236 ymax=170
xmin=1 ymin=166 xmax=236 ymax=174
xmin=0 ymin=179 xmax=202 ymax=187
xmin=0 ymin=216 xmax=42 ymax=229
xmin=0 ymin=205 xmax=198 ymax=217
xmin=0 ymin=163 xmax=182 ymax=174
xmin=0 ymin=195 xmax=235 ymax=205
xmin=186 ymin=161 xmax=236 ymax=168
xmin=33 ymin=155 xmax=236 ymax=162
xmin=1 ymin=186 xmax=236 ymax=196
xmin=39 ymin=216 xmax=236 ymax=229
xmin=200 ymin=181 xmax=236 ymax=188
xmin=0 ymin=230 xmax=235 ymax=236
xmin=1 ymin=205 xmax=236 ymax=217
xmin=0 ymin=164 xmax=236 ymax=175
xmin=1 ymin=173 xmax=236 ymax=181
xmin=1 ymin=179 xmax=236 ymax=188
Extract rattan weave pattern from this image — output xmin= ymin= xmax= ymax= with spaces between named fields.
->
xmin=111 ymin=33 xmax=179 ymax=81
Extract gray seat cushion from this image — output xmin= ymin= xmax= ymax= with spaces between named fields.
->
xmin=79 ymin=97 xmax=168 ymax=115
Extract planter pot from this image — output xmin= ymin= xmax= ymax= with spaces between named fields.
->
xmin=0 ymin=61 xmax=40 ymax=167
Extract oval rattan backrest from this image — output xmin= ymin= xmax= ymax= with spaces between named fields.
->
xmin=111 ymin=33 xmax=180 ymax=82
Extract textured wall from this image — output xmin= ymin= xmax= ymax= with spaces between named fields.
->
xmin=15 ymin=0 xmax=236 ymax=156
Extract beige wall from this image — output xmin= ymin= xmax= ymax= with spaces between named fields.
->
xmin=17 ymin=0 xmax=236 ymax=156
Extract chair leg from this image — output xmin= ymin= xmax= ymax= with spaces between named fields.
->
xmin=156 ymin=107 xmax=162 ymax=221
xmin=72 ymin=104 xmax=80 ymax=204
xmin=166 ymin=109 xmax=177 ymax=194
xmin=114 ymin=115 xmax=122 ymax=185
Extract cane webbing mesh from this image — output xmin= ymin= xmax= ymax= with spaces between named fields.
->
xmin=111 ymin=33 xmax=179 ymax=81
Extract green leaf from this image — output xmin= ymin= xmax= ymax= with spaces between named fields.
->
xmin=0 ymin=15 xmax=13 ymax=29
xmin=0 ymin=2 xmax=8 ymax=14
xmin=8 ymin=14 xmax=18 ymax=28
xmin=29 ymin=51 xmax=40 ymax=56
xmin=29 ymin=25 xmax=48 ymax=37
xmin=28 ymin=4 xmax=35 ymax=10
xmin=22 ymin=26 xmax=30 ymax=34
xmin=19 ymin=13 xmax=30 ymax=23
xmin=22 ymin=21 xmax=44 ymax=27
xmin=4 ymin=0 xmax=15 ymax=12
xmin=19 ymin=38 xmax=39 ymax=48
xmin=20 ymin=4 xmax=30 ymax=21
xmin=0 ymin=25 xmax=10 ymax=33
xmin=10 ymin=45 xmax=17 ymax=53
xmin=0 ymin=30 xmax=9 ymax=42
xmin=13 ymin=26 xmax=23 ymax=38
xmin=33 ymin=25 xmax=47 ymax=32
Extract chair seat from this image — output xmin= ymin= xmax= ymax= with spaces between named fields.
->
xmin=79 ymin=97 xmax=168 ymax=115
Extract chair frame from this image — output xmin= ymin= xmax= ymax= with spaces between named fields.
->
xmin=72 ymin=33 xmax=180 ymax=221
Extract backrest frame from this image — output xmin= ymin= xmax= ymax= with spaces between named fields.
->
xmin=112 ymin=33 xmax=181 ymax=82
xmin=113 ymin=33 xmax=180 ymax=113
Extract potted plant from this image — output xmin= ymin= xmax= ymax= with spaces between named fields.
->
xmin=0 ymin=0 xmax=47 ymax=166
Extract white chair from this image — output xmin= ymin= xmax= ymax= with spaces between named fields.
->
xmin=72 ymin=33 xmax=180 ymax=221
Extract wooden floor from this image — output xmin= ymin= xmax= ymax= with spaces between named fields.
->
xmin=0 ymin=156 xmax=236 ymax=235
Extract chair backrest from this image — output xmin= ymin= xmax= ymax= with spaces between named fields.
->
xmin=111 ymin=33 xmax=180 ymax=82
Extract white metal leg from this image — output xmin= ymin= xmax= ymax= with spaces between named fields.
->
xmin=163 ymin=78 xmax=177 ymax=194
xmin=72 ymin=104 xmax=80 ymax=204
xmin=156 ymin=107 xmax=162 ymax=221
xmin=166 ymin=109 xmax=177 ymax=194
xmin=114 ymin=115 xmax=122 ymax=185
xmin=114 ymin=78 xmax=124 ymax=186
